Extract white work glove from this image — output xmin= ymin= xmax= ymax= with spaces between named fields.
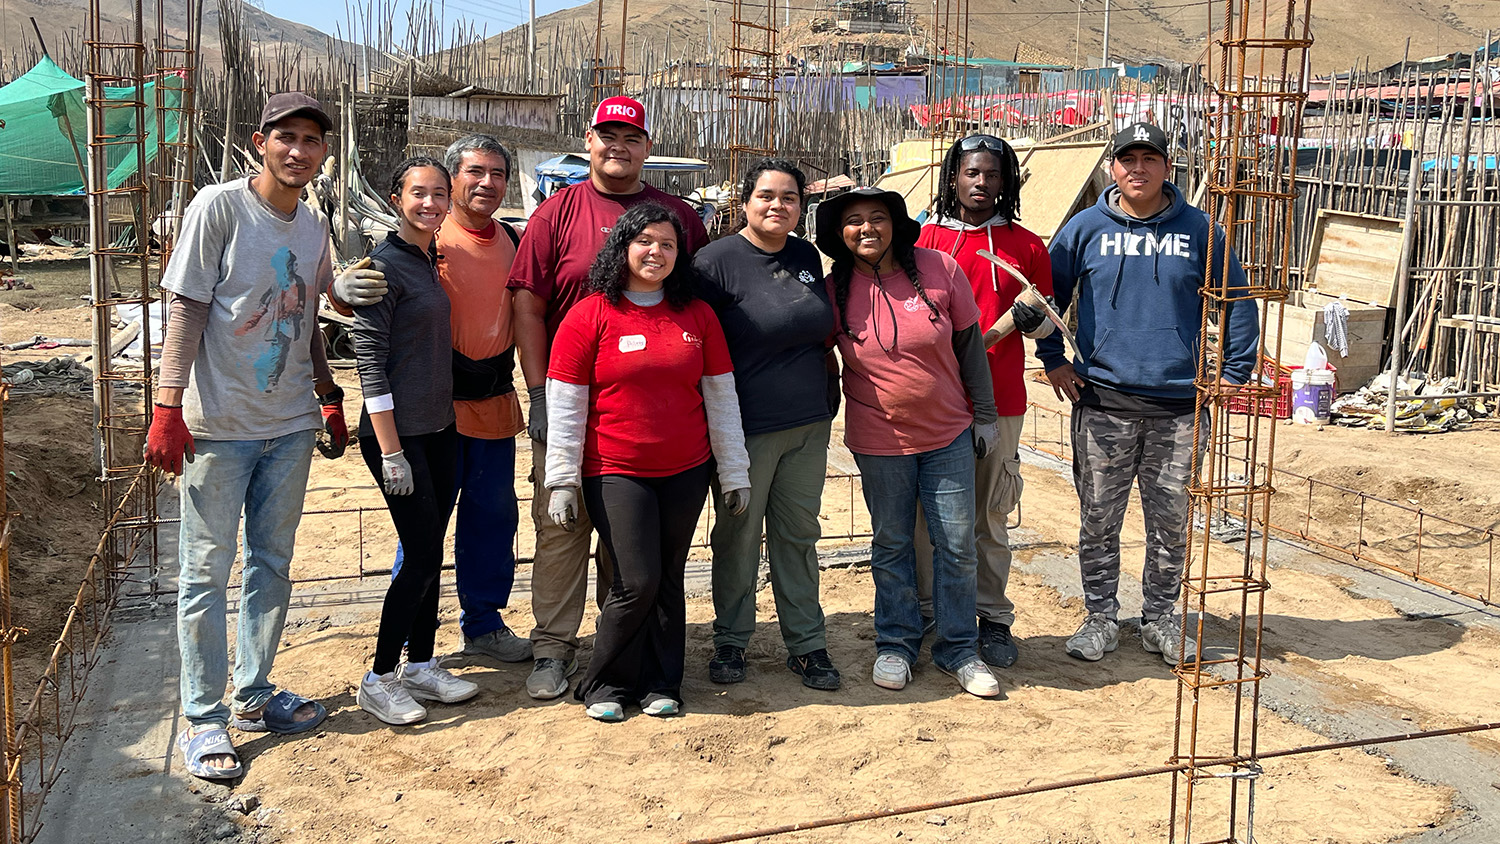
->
xmin=722 ymin=487 xmax=750 ymax=517
xmin=380 ymin=450 xmax=414 ymax=496
xmin=972 ymin=420 xmax=998 ymax=460
xmin=548 ymin=487 xmax=578 ymax=531
xmin=333 ymin=257 xmax=388 ymax=307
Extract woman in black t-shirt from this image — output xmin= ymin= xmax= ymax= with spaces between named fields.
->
xmin=692 ymin=159 xmax=842 ymax=692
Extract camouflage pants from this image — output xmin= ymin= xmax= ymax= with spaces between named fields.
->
xmin=1070 ymin=404 xmax=1197 ymax=622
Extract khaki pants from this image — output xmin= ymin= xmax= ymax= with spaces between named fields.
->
xmin=527 ymin=437 xmax=612 ymax=661
xmin=915 ymin=415 xmax=1025 ymax=626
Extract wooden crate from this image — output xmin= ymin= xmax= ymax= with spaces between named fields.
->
xmin=1264 ymin=291 xmax=1387 ymax=392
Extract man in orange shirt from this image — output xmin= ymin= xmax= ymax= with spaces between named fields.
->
xmin=408 ymin=134 xmax=532 ymax=662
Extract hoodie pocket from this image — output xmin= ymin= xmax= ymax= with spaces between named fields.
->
xmin=1091 ymin=327 xmax=1196 ymax=387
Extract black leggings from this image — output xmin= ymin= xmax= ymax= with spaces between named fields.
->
xmin=575 ymin=462 xmax=711 ymax=707
xmin=361 ymin=426 xmax=459 ymax=675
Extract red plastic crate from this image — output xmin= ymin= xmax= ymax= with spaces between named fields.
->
xmin=1226 ymin=360 xmax=1335 ymax=419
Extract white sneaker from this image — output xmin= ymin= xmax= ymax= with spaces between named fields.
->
xmin=940 ymin=657 xmax=1001 ymax=698
xmin=1141 ymin=616 xmax=1198 ymax=667
xmin=399 ymin=660 xmax=479 ymax=704
xmin=872 ymin=652 xmax=912 ymax=690
xmin=358 ymin=671 xmax=427 ymax=725
xmin=1065 ymin=613 xmax=1120 ymax=662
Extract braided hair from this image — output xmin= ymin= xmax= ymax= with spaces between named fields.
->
xmin=935 ymin=138 xmax=1022 ymax=224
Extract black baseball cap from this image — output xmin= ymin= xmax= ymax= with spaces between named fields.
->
xmin=1112 ymin=122 xmax=1170 ymax=158
xmin=258 ymin=92 xmax=333 ymax=134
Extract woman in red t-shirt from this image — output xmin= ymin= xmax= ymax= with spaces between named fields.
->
xmin=543 ymin=202 xmax=751 ymax=721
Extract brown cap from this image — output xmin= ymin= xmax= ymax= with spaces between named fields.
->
xmin=258 ymin=92 xmax=333 ymax=134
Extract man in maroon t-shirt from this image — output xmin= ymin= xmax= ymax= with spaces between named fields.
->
xmin=507 ymin=95 xmax=709 ymax=700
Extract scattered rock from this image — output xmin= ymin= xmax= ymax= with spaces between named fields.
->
xmin=212 ymin=822 xmax=237 ymax=840
xmin=925 ymin=813 xmax=948 ymax=826
xmin=916 ymin=728 xmax=935 ymax=742
xmin=227 ymin=794 xmax=260 ymax=814
xmin=390 ymin=791 xmax=403 ymax=804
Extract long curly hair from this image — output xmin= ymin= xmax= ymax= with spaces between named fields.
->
xmin=935 ymin=137 xmax=1022 ymax=224
xmin=587 ymin=202 xmax=696 ymax=310
xmin=828 ymin=240 xmax=936 ymax=337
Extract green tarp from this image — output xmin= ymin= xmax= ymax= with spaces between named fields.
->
xmin=0 ymin=56 xmax=182 ymax=196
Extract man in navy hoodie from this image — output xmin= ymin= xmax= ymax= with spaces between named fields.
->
xmin=1038 ymin=122 xmax=1259 ymax=666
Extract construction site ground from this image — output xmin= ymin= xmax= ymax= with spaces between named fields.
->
xmin=3 ymin=268 xmax=1499 ymax=844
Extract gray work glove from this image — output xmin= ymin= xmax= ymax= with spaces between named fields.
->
xmin=548 ymin=487 xmax=578 ymax=531
xmin=380 ymin=449 xmax=414 ymax=496
xmin=722 ymin=487 xmax=750 ymax=517
xmin=1010 ymin=299 xmax=1046 ymax=335
xmin=527 ymin=385 xmax=548 ymax=442
xmin=333 ymin=257 xmax=388 ymax=307
xmin=972 ymin=420 xmax=999 ymax=460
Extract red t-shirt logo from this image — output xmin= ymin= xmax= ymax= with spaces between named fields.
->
xmin=682 ymin=330 xmax=702 ymax=346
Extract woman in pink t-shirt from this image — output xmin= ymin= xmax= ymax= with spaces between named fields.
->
xmin=814 ymin=188 xmax=1002 ymax=698
xmin=542 ymin=202 xmax=751 ymax=721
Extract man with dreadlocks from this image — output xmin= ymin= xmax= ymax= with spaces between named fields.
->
xmin=912 ymin=134 xmax=1053 ymax=670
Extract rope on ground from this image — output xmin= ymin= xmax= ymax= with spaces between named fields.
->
xmin=680 ymin=721 xmax=1500 ymax=843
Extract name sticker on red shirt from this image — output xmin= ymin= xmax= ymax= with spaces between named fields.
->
xmin=618 ymin=334 xmax=647 ymax=353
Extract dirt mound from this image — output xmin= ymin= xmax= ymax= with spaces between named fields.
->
xmin=2 ymin=394 xmax=103 ymax=693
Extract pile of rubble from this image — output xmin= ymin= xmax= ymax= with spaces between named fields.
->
xmin=2 ymin=357 xmax=101 ymax=397
xmin=1330 ymin=374 xmax=1492 ymax=433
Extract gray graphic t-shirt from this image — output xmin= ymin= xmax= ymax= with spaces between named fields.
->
xmin=160 ymin=178 xmax=332 ymax=440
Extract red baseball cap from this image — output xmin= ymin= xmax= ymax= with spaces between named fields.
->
xmin=590 ymin=95 xmax=649 ymax=136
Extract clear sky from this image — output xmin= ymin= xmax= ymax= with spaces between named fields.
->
xmin=256 ymin=0 xmax=589 ymax=41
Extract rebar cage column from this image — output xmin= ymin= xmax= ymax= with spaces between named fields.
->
xmin=1170 ymin=1 xmax=1313 ymax=842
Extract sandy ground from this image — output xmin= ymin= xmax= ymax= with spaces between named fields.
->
xmin=4 ymin=290 xmax=1499 ymax=844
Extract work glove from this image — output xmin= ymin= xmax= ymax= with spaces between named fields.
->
xmin=548 ymin=487 xmax=579 ymax=531
xmin=527 ymin=384 xmax=548 ymax=442
xmin=333 ymin=257 xmax=388 ymax=307
xmin=145 ymin=403 xmax=195 ymax=476
xmin=972 ymin=419 xmax=998 ymax=460
xmin=1010 ymin=299 xmax=1046 ymax=335
xmin=316 ymin=386 xmax=348 ymax=459
xmin=722 ymin=487 xmax=750 ymax=517
xmin=826 ymin=370 xmax=841 ymax=418
xmin=380 ymin=450 xmax=414 ymax=496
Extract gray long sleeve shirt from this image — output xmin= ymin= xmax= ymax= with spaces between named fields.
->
xmin=352 ymin=232 xmax=456 ymax=438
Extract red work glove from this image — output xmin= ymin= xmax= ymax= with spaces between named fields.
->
xmin=145 ymin=403 xmax=195 ymax=476
xmin=316 ymin=386 xmax=348 ymax=459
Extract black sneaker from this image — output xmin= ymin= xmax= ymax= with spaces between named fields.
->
xmin=708 ymin=644 xmax=747 ymax=684
xmin=979 ymin=620 xmax=1019 ymax=669
xmin=786 ymin=648 xmax=842 ymax=691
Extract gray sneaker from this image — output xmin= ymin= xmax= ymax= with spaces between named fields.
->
xmin=1141 ymin=616 xmax=1197 ymax=666
xmin=526 ymin=657 xmax=578 ymax=700
xmin=1065 ymin=613 xmax=1120 ymax=662
xmin=463 ymin=628 xmax=533 ymax=663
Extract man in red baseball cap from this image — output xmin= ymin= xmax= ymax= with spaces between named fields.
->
xmin=507 ymin=94 xmax=709 ymax=700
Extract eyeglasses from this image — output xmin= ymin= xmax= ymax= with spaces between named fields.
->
xmin=958 ymin=134 xmax=1010 ymax=154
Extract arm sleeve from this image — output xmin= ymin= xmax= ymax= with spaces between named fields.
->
xmin=701 ymin=374 xmax=751 ymax=491
xmin=157 ymin=293 xmax=211 ymax=390
xmin=952 ymin=323 xmax=998 ymax=424
xmin=310 ymin=242 xmax=335 ymax=385
xmin=1214 ymin=226 xmax=1261 ymax=384
xmin=350 ymin=256 xmax=397 ymax=406
xmin=543 ymin=379 xmax=590 ymax=489
xmin=1036 ymin=230 xmax=1078 ymax=372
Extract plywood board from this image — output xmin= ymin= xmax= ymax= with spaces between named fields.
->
xmin=873 ymin=139 xmax=1108 ymax=246
xmin=1304 ymin=210 xmax=1405 ymax=308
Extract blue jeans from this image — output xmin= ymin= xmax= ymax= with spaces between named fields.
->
xmin=853 ymin=429 xmax=980 ymax=671
xmin=393 ymin=433 xmax=519 ymax=639
xmin=177 ymin=429 xmax=316 ymax=728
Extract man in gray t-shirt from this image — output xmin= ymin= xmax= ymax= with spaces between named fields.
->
xmin=145 ymin=93 xmax=383 ymax=781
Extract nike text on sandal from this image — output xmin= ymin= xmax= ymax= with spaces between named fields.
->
xmin=177 ymin=726 xmax=243 ymax=781
xmin=230 ymin=689 xmax=327 ymax=734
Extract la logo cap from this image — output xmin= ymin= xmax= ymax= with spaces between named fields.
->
xmin=590 ymin=95 xmax=649 ymax=136
xmin=1111 ymin=121 xmax=1170 ymax=158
